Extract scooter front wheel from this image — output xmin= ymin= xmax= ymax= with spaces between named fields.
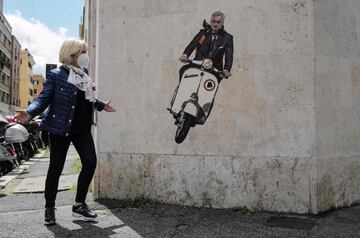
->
xmin=175 ymin=111 xmax=194 ymax=144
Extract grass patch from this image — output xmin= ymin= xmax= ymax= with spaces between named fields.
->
xmin=232 ymin=206 xmax=250 ymax=214
xmin=19 ymin=167 xmax=29 ymax=175
xmin=36 ymin=147 xmax=49 ymax=156
xmin=70 ymin=184 xmax=77 ymax=192
xmin=72 ymin=157 xmax=82 ymax=173
xmin=70 ymin=184 xmax=92 ymax=193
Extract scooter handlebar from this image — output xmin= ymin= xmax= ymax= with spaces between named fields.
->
xmin=185 ymin=59 xmax=203 ymax=66
xmin=184 ymin=59 xmax=229 ymax=79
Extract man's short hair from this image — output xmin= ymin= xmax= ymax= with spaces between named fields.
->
xmin=211 ymin=11 xmax=225 ymax=22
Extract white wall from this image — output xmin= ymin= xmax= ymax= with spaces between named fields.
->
xmin=89 ymin=0 xmax=360 ymax=214
xmin=313 ymin=0 xmax=360 ymax=212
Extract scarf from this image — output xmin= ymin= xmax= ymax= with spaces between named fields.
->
xmin=65 ymin=65 xmax=96 ymax=102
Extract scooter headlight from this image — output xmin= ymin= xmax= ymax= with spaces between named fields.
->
xmin=202 ymin=59 xmax=213 ymax=70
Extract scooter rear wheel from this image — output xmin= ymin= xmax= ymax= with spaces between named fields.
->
xmin=175 ymin=111 xmax=194 ymax=144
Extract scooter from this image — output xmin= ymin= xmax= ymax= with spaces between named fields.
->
xmin=2 ymin=116 xmax=30 ymax=162
xmin=168 ymin=58 xmax=228 ymax=143
xmin=0 ymin=116 xmax=25 ymax=175
xmin=32 ymin=116 xmax=47 ymax=149
xmin=0 ymin=144 xmax=17 ymax=176
xmin=22 ymin=120 xmax=43 ymax=158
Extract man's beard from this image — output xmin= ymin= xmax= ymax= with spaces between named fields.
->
xmin=211 ymin=24 xmax=223 ymax=32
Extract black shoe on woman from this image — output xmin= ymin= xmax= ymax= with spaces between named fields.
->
xmin=44 ymin=207 xmax=56 ymax=226
xmin=72 ymin=203 xmax=97 ymax=221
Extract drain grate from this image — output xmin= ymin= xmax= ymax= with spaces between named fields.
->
xmin=265 ymin=216 xmax=316 ymax=230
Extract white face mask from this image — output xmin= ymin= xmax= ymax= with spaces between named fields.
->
xmin=77 ymin=53 xmax=90 ymax=68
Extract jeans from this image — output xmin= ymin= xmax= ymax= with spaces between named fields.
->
xmin=45 ymin=132 xmax=96 ymax=208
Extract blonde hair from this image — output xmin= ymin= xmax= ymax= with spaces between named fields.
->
xmin=59 ymin=38 xmax=88 ymax=65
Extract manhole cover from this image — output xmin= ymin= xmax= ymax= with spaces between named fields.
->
xmin=265 ymin=216 xmax=316 ymax=230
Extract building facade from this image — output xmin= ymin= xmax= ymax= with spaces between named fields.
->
xmin=45 ymin=64 xmax=57 ymax=76
xmin=87 ymin=0 xmax=360 ymax=214
xmin=19 ymin=49 xmax=35 ymax=109
xmin=9 ymin=35 xmax=21 ymax=113
xmin=0 ymin=10 xmax=12 ymax=114
xmin=32 ymin=74 xmax=45 ymax=99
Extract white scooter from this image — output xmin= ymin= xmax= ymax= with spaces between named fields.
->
xmin=168 ymin=58 xmax=228 ymax=144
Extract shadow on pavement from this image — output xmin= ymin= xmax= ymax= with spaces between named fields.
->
xmin=94 ymin=198 xmax=258 ymax=238
xmin=46 ymin=220 xmax=126 ymax=238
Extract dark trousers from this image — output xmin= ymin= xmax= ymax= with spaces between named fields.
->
xmin=45 ymin=132 xmax=97 ymax=208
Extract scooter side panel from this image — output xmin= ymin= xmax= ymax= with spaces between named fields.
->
xmin=171 ymin=68 xmax=203 ymax=115
xmin=197 ymin=72 xmax=219 ymax=117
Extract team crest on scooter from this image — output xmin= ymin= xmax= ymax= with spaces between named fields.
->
xmin=204 ymin=79 xmax=216 ymax=91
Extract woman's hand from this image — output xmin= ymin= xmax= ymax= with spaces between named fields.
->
xmin=14 ymin=110 xmax=31 ymax=124
xmin=104 ymin=101 xmax=116 ymax=112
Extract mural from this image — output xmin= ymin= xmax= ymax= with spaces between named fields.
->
xmin=168 ymin=15 xmax=234 ymax=143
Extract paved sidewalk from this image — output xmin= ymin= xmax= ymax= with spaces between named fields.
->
xmin=1 ymin=147 xmax=360 ymax=237
xmin=0 ymin=198 xmax=360 ymax=238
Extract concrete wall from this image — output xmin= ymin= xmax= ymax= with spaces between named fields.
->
xmin=313 ymin=0 xmax=360 ymax=212
xmin=89 ymin=0 xmax=360 ymax=214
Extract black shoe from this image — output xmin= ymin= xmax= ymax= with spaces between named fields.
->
xmin=72 ymin=203 xmax=97 ymax=221
xmin=44 ymin=207 xmax=56 ymax=226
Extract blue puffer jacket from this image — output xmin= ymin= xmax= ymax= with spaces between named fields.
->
xmin=26 ymin=66 xmax=105 ymax=137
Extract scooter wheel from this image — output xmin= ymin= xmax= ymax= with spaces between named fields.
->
xmin=175 ymin=112 xmax=195 ymax=144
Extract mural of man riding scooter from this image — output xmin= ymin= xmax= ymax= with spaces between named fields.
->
xmin=168 ymin=11 xmax=234 ymax=143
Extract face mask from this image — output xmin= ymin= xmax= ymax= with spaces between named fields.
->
xmin=77 ymin=53 xmax=90 ymax=68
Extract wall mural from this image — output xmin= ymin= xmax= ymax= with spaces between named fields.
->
xmin=167 ymin=15 xmax=234 ymax=143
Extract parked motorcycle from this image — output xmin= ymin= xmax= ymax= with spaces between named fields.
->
xmin=168 ymin=58 xmax=228 ymax=144
xmin=0 ymin=114 xmax=49 ymax=176
xmin=2 ymin=116 xmax=31 ymax=162
xmin=32 ymin=116 xmax=48 ymax=149
xmin=0 ymin=144 xmax=17 ymax=176
xmin=5 ymin=122 xmax=30 ymax=161
xmin=22 ymin=120 xmax=43 ymax=158
xmin=0 ymin=118 xmax=17 ymax=176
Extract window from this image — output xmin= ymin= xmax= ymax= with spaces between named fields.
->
xmin=34 ymin=89 xmax=37 ymax=94
xmin=29 ymin=89 xmax=33 ymax=96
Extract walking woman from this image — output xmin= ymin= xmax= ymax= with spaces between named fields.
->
xmin=14 ymin=39 xmax=116 ymax=225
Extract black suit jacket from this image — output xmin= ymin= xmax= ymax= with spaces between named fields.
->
xmin=183 ymin=28 xmax=234 ymax=71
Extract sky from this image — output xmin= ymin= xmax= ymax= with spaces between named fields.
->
xmin=4 ymin=0 xmax=85 ymax=75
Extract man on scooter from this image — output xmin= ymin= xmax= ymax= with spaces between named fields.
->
xmin=179 ymin=11 xmax=233 ymax=79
